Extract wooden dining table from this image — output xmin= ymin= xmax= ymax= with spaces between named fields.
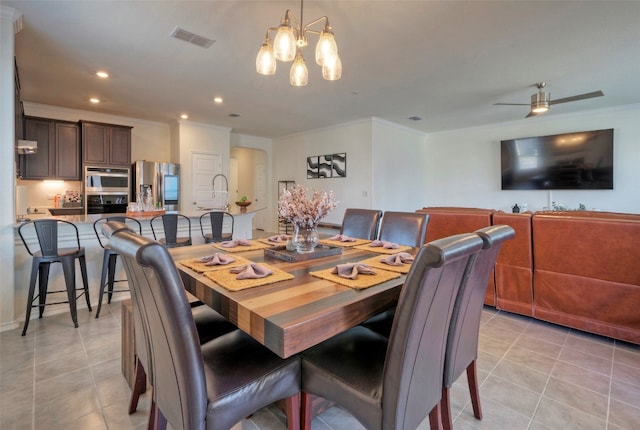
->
xmin=170 ymin=243 xmax=412 ymax=359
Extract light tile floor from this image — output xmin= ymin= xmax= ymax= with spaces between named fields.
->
xmin=2 ymin=300 xmax=639 ymax=429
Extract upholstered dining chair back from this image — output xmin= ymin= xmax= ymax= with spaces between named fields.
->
xmin=381 ymin=233 xmax=482 ymax=429
xmin=199 ymin=211 xmax=234 ymax=243
xmin=340 ymin=208 xmax=382 ymax=240
xmin=378 ymin=211 xmax=429 ymax=247
xmin=300 ymin=233 xmax=483 ymax=430
xmin=441 ymin=225 xmax=515 ymax=430
xmin=107 ymin=223 xmax=207 ymax=430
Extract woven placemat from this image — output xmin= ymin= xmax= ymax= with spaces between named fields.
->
xmin=358 ymin=255 xmax=414 ymax=274
xmin=354 ymin=244 xmax=413 ymax=254
xmin=310 ymin=267 xmax=401 ymax=290
xmin=204 ymin=264 xmax=294 ymax=291
xmin=178 ymin=254 xmax=252 ymax=273
xmin=212 ymin=241 xmax=272 ymax=253
xmin=319 ymin=238 xmax=372 ymax=248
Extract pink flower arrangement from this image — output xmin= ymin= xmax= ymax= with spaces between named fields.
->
xmin=278 ymin=185 xmax=339 ymax=229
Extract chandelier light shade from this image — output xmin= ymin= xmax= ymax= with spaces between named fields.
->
xmin=290 ymin=51 xmax=309 ymax=86
xmin=256 ymin=0 xmax=341 ymax=86
xmin=315 ymin=30 xmax=337 ymax=65
xmin=273 ymin=25 xmax=296 ymax=62
xmin=256 ymin=42 xmax=277 ymax=75
xmin=322 ymin=54 xmax=342 ymax=81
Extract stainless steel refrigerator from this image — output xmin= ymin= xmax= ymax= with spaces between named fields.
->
xmin=131 ymin=161 xmax=180 ymax=211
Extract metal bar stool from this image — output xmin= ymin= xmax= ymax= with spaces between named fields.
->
xmin=93 ymin=216 xmax=142 ymax=318
xmin=18 ymin=219 xmax=91 ymax=336
xmin=150 ymin=213 xmax=192 ymax=248
xmin=199 ymin=211 xmax=234 ymax=243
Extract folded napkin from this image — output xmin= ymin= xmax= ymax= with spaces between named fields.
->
xmin=328 ymin=234 xmax=357 ymax=242
xmin=331 ymin=263 xmax=376 ymax=280
xmin=268 ymin=234 xmax=290 ymax=243
xmin=229 ymin=263 xmax=274 ymax=280
xmin=380 ymin=252 xmax=414 ymax=266
xmin=369 ymin=240 xmax=400 ymax=249
xmin=197 ymin=253 xmax=236 ymax=266
xmin=220 ymin=239 xmax=252 ymax=248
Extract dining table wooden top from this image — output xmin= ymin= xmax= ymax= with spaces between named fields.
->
xmin=170 ymin=243 xmax=411 ymax=358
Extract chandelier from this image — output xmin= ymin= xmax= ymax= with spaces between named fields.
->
xmin=256 ymin=0 xmax=342 ymax=86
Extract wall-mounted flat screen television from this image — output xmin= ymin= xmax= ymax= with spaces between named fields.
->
xmin=501 ymin=128 xmax=614 ymax=190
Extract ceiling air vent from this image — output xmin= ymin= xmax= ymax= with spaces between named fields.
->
xmin=169 ymin=26 xmax=215 ymax=48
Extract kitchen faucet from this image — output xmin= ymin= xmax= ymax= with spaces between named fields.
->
xmin=212 ymin=173 xmax=229 ymax=210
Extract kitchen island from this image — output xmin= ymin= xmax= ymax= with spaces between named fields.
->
xmin=12 ymin=207 xmax=260 ymax=326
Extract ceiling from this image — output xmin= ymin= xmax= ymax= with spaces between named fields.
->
xmin=6 ymin=0 xmax=640 ymax=138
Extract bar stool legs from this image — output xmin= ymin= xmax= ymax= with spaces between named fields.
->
xmin=21 ymin=252 xmax=91 ymax=336
xmin=95 ymin=249 xmax=119 ymax=318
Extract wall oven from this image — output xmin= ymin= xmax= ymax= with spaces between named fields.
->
xmin=84 ymin=166 xmax=130 ymax=214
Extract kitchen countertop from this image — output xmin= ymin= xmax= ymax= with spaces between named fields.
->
xmin=13 ymin=206 xmax=260 ymax=228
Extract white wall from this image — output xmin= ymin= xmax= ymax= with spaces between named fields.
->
xmin=423 ymin=105 xmax=640 ymax=213
xmin=372 ymin=118 xmax=429 ymax=212
xmin=273 ymin=119 xmax=374 ymax=228
xmin=1 ymin=5 xmax=19 ymax=329
xmin=177 ymin=120 xmax=231 ymax=211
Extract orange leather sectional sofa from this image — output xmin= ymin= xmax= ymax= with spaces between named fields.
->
xmin=417 ymin=207 xmax=640 ymax=345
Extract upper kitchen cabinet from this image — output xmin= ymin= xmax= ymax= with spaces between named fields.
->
xmin=20 ymin=117 xmax=81 ymax=180
xmin=81 ymin=121 xmax=132 ymax=167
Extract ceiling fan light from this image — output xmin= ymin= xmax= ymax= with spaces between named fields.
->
xmin=256 ymin=42 xmax=277 ymax=75
xmin=290 ymin=52 xmax=308 ymax=86
xmin=531 ymin=91 xmax=550 ymax=113
xmin=315 ymin=30 xmax=337 ymax=66
xmin=322 ymin=54 xmax=342 ymax=81
xmin=274 ymin=24 xmax=296 ymax=62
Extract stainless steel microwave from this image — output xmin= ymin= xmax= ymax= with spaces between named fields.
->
xmin=85 ymin=166 xmax=130 ymax=195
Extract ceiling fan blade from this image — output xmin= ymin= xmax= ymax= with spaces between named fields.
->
xmin=525 ymin=111 xmax=539 ymax=118
xmin=550 ymin=91 xmax=604 ymax=105
xmin=493 ymin=102 xmax=530 ymax=106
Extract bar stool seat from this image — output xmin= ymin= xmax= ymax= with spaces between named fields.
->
xmin=93 ymin=216 xmax=142 ymax=318
xmin=18 ymin=219 xmax=91 ymax=336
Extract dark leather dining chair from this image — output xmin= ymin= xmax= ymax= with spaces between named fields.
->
xmin=199 ymin=211 xmax=234 ymax=243
xmin=359 ymin=210 xmax=430 ymax=336
xmin=100 ymin=222 xmax=243 ymax=417
xmin=18 ymin=219 xmax=91 ymax=336
xmin=150 ymin=213 xmax=192 ymax=248
xmin=378 ymin=210 xmax=429 ymax=247
xmin=93 ymin=216 xmax=142 ymax=318
xmin=106 ymin=222 xmax=301 ymax=430
xmin=340 ymin=208 xmax=382 ymax=240
xmin=441 ymin=225 xmax=515 ymax=430
xmin=300 ymin=233 xmax=483 ymax=430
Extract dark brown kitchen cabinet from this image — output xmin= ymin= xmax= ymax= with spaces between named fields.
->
xmin=21 ymin=117 xmax=81 ymax=180
xmin=81 ymin=121 xmax=132 ymax=167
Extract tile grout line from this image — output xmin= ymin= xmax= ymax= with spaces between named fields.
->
xmin=525 ymin=315 xmax=571 ymax=430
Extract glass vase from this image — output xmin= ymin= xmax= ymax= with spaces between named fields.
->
xmin=293 ymin=224 xmax=319 ymax=254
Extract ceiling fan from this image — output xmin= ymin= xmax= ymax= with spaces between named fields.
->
xmin=494 ymin=82 xmax=604 ymax=118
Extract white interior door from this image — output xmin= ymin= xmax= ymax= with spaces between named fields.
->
xmin=253 ymin=162 xmax=267 ymax=230
xmin=230 ymin=157 xmax=239 ymax=203
xmin=191 ymin=151 xmax=222 ymax=210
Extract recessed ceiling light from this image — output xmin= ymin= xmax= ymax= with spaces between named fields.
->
xmin=229 ymin=113 xmax=240 ymax=118
xmin=181 ymin=114 xmax=189 ymax=119
xmin=89 ymin=98 xmax=100 ymax=103
xmin=96 ymin=71 xmax=109 ymax=78
xmin=408 ymin=115 xmax=423 ymax=121
xmin=213 ymin=97 xmax=223 ymax=104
